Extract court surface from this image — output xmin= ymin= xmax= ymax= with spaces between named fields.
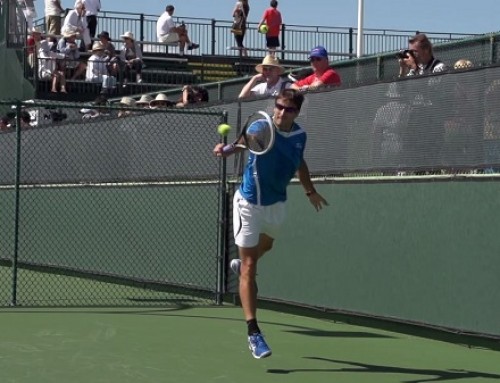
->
xmin=1 ymin=305 xmax=499 ymax=383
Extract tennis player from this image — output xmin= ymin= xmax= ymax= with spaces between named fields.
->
xmin=213 ymin=89 xmax=328 ymax=359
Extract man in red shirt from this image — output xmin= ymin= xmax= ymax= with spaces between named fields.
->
xmin=291 ymin=45 xmax=341 ymax=91
xmin=257 ymin=0 xmax=282 ymax=57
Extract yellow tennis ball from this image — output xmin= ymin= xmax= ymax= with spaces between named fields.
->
xmin=259 ymin=24 xmax=269 ymax=34
xmin=217 ymin=123 xmax=231 ymax=136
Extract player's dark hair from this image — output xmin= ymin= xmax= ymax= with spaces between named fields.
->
xmin=166 ymin=5 xmax=174 ymax=12
xmin=276 ymin=89 xmax=304 ymax=111
xmin=270 ymin=0 xmax=278 ymax=8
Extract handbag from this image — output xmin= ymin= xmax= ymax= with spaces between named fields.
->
xmin=231 ymin=16 xmax=244 ymax=35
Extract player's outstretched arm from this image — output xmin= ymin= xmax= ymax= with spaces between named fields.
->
xmin=297 ymin=160 xmax=328 ymax=211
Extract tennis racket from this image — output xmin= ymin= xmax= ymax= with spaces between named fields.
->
xmin=223 ymin=111 xmax=275 ymax=155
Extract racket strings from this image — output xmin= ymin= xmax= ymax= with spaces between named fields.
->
xmin=245 ymin=118 xmax=273 ymax=153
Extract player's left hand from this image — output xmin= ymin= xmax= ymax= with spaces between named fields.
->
xmin=308 ymin=192 xmax=328 ymax=212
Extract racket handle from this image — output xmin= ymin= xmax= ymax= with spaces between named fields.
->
xmin=222 ymin=143 xmax=235 ymax=153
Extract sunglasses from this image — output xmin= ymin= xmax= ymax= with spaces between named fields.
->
xmin=275 ymin=103 xmax=298 ymax=113
xmin=309 ymin=56 xmax=323 ymax=62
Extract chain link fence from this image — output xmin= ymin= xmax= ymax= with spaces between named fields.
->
xmin=0 ymin=101 xmax=227 ymax=307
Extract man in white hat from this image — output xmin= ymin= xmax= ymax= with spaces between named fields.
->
xmin=238 ymin=55 xmax=290 ymax=99
xmin=57 ymin=26 xmax=87 ymax=80
xmin=85 ymin=42 xmax=108 ymax=82
xmin=149 ymin=93 xmax=174 ymax=109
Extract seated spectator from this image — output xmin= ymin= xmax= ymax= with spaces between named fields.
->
xmin=149 ymin=93 xmax=175 ymax=109
xmin=62 ymin=0 xmax=92 ymax=51
xmin=85 ymin=42 xmax=108 ymax=83
xmin=38 ymin=35 xmax=67 ymax=93
xmin=136 ymin=94 xmax=154 ymax=109
xmin=81 ymin=95 xmax=110 ymax=119
xmin=118 ymin=96 xmax=136 ymax=117
xmin=27 ymin=26 xmax=43 ymax=69
xmin=119 ymin=31 xmax=143 ymax=86
xmin=398 ymin=33 xmax=447 ymax=77
xmin=156 ymin=4 xmax=199 ymax=56
xmin=238 ymin=55 xmax=290 ymax=99
xmin=291 ymin=46 xmax=341 ymax=91
xmin=57 ymin=26 xmax=87 ymax=80
xmin=176 ymin=85 xmax=209 ymax=107
xmin=98 ymin=31 xmax=122 ymax=80
xmin=0 ymin=115 xmax=11 ymax=131
xmin=454 ymin=59 xmax=473 ymax=70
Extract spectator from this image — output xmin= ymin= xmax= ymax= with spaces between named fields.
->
xmin=119 ymin=31 xmax=143 ymax=86
xmin=27 ymin=26 xmax=43 ymax=69
xmin=44 ymin=0 xmax=64 ymax=36
xmin=62 ymin=0 xmax=92 ymax=51
xmin=149 ymin=93 xmax=175 ymax=109
xmin=83 ymin=0 xmax=101 ymax=39
xmin=97 ymin=31 xmax=121 ymax=79
xmin=156 ymin=5 xmax=199 ymax=56
xmin=0 ymin=115 xmax=11 ymax=131
xmin=38 ymin=33 xmax=67 ymax=92
xmin=176 ymin=85 xmax=209 ymax=107
xmin=85 ymin=41 xmax=108 ymax=83
xmin=454 ymin=59 xmax=473 ymax=70
xmin=231 ymin=0 xmax=249 ymax=57
xmin=257 ymin=0 xmax=282 ymax=57
xmin=80 ymin=94 xmax=110 ymax=119
xmin=136 ymin=94 xmax=153 ymax=109
xmin=238 ymin=55 xmax=290 ymax=99
xmin=117 ymin=96 xmax=136 ymax=117
xmin=57 ymin=27 xmax=87 ymax=80
xmin=398 ymin=33 xmax=447 ymax=77
xmin=291 ymin=46 xmax=341 ymax=91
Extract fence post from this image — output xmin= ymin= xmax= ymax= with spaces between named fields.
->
xmin=211 ymin=19 xmax=216 ymax=56
xmin=349 ymin=27 xmax=354 ymax=58
xmin=140 ymin=14 xmax=145 ymax=43
xmin=281 ymin=24 xmax=286 ymax=61
xmin=11 ymin=101 xmax=23 ymax=307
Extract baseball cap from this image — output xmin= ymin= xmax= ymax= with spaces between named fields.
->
xmin=309 ymin=45 xmax=328 ymax=59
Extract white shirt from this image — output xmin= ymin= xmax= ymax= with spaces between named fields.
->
xmin=86 ymin=54 xmax=108 ymax=82
xmin=62 ymin=9 xmax=88 ymax=33
xmin=44 ymin=0 xmax=63 ymax=16
xmin=83 ymin=0 xmax=101 ymax=16
xmin=156 ymin=11 xmax=175 ymax=38
xmin=251 ymin=78 xmax=290 ymax=97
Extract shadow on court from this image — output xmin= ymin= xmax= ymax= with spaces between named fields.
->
xmin=268 ymin=357 xmax=500 ymax=382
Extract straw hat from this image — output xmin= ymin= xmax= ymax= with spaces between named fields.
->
xmin=120 ymin=31 xmax=135 ymax=41
xmin=62 ymin=26 xmax=78 ymax=38
xmin=454 ymin=59 xmax=473 ymax=70
xmin=255 ymin=55 xmax=284 ymax=75
xmin=31 ymin=26 xmax=44 ymax=35
xmin=119 ymin=97 xmax=136 ymax=107
xmin=136 ymin=94 xmax=154 ymax=106
xmin=149 ymin=93 xmax=174 ymax=108
xmin=91 ymin=41 xmax=105 ymax=52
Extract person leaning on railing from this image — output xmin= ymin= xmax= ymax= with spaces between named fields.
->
xmin=176 ymin=85 xmax=209 ymax=107
xmin=290 ymin=45 xmax=341 ymax=92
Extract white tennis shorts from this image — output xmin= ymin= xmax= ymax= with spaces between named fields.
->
xmin=233 ymin=189 xmax=286 ymax=248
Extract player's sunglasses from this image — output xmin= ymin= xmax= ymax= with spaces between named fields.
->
xmin=275 ymin=103 xmax=298 ymax=113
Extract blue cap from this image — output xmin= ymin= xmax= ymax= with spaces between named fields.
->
xmin=309 ymin=45 xmax=328 ymax=59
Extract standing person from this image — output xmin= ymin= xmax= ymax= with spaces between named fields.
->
xmin=62 ymin=0 xmax=92 ymax=51
xmin=231 ymin=0 xmax=249 ymax=57
xmin=213 ymin=89 xmax=328 ymax=359
xmin=257 ymin=0 xmax=282 ymax=57
xmin=238 ymin=55 xmax=290 ymax=99
xmin=44 ymin=0 xmax=65 ymax=36
xmin=83 ymin=0 xmax=101 ymax=39
xmin=156 ymin=4 xmax=199 ymax=56
xmin=291 ymin=45 xmax=341 ymax=91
